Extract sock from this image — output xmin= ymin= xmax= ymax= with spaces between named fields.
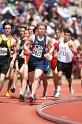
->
xmin=19 ymin=88 xmax=23 ymax=95
xmin=57 ymin=85 xmax=61 ymax=92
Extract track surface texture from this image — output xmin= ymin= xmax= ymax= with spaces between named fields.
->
xmin=0 ymin=79 xmax=82 ymax=124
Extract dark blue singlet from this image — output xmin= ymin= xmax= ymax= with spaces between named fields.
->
xmin=28 ymin=34 xmax=50 ymax=73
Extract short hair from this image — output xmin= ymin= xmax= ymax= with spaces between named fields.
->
xmin=12 ymin=29 xmax=20 ymax=36
xmin=3 ymin=21 xmax=13 ymax=29
xmin=37 ymin=22 xmax=47 ymax=29
xmin=28 ymin=25 xmax=36 ymax=33
xmin=55 ymin=26 xmax=63 ymax=32
xmin=63 ymin=28 xmax=72 ymax=35
xmin=20 ymin=25 xmax=27 ymax=30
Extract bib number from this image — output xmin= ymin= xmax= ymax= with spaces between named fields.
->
xmin=32 ymin=45 xmax=43 ymax=58
xmin=0 ymin=48 xmax=7 ymax=56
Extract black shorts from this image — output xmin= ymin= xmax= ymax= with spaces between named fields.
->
xmin=57 ymin=60 xmax=73 ymax=79
xmin=18 ymin=57 xmax=24 ymax=69
xmin=28 ymin=56 xmax=46 ymax=72
xmin=0 ymin=58 xmax=11 ymax=75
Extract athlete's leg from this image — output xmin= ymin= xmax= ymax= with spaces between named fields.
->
xmin=5 ymin=68 xmax=14 ymax=96
xmin=41 ymin=74 xmax=48 ymax=99
xmin=21 ymin=64 xmax=28 ymax=95
xmin=67 ymin=78 xmax=74 ymax=94
xmin=0 ymin=59 xmax=11 ymax=92
xmin=52 ymin=67 xmax=58 ymax=96
xmin=19 ymin=64 xmax=24 ymax=95
xmin=0 ymin=74 xmax=6 ymax=92
xmin=65 ymin=63 xmax=74 ymax=94
xmin=31 ymin=69 xmax=43 ymax=97
xmin=11 ymin=61 xmax=19 ymax=92
xmin=54 ymin=71 xmax=62 ymax=97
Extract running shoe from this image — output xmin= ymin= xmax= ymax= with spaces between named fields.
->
xmin=54 ymin=91 xmax=60 ymax=98
xmin=29 ymin=95 xmax=36 ymax=102
xmin=42 ymin=92 xmax=47 ymax=99
xmin=11 ymin=87 xmax=16 ymax=93
xmin=5 ymin=92 xmax=10 ymax=97
xmin=25 ymin=92 xmax=30 ymax=99
xmin=19 ymin=94 xmax=25 ymax=101
xmin=25 ymin=86 xmax=30 ymax=99
xmin=69 ymin=87 xmax=74 ymax=94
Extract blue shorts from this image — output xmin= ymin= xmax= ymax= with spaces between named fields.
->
xmin=28 ymin=56 xmax=50 ymax=73
xmin=43 ymin=61 xmax=50 ymax=74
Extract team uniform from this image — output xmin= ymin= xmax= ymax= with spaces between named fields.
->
xmin=0 ymin=34 xmax=12 ymax=75
xmin=17 ymin=39 xmax=25 ymax=69
xmin=28 ymin=34 xmax=50 ymax=73
xmin=51 ymin=42 xmax=58 ymax=70
xmin=57 ymin=39 xmax=74 ymax=78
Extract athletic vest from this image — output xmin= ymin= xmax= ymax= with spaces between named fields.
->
xmin=0 ymin=34 xmax=12 ymax=58
xmin=31 ymin=34 xmax=46 ymax=59
xmin=17 ymin=39 xmax=25 ymax=58
xmin=58 ymin=40 xmax=74 ymax=63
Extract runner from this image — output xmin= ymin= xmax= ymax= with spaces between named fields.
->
xmin=26 ymin=25 xmax=49 ymax=100
xmin=17 ymin=26 xmax=29 ymax=101
xmin=0 ymin=21 xmax=16 ymax=92
xmin=55 ymin=28 xmax=77 ymax=98
xmin=51 ymin=26 xmax=64 ymax=96
xmin=24 ymin=22 xmax=53 ymax=102
xmin=5 ymin=29 xmax=20 ymax=96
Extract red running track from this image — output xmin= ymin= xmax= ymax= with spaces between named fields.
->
xmin=0 ymin=79 xmax=82 ymax=124
xmin=42 ymin=100 xmax=82 ymax=123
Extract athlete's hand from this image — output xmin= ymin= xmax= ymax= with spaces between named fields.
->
xmin=68 ymin=40 xmax=77 ymax=54
xmin=10 ymin=60 xmax=14 ymax=69
xmin=28 ymin=50 xmax=32 ymax=55
xmin=68 ymin=41 xmax=74 ymax=49
xmin=68 ymin=42 xmax=72 ymax=48
xmin=44 ymin=53 xmax=52 ymax=60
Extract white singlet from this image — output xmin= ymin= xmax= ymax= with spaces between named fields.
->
xmin=58 ymin=40 xmax=74 ymax=63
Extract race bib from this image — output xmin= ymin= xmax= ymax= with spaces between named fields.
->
xmin=0 ymin=47 xmax=7 ymax=56
xmin=32 ymin=45 xmax=43 ymax=58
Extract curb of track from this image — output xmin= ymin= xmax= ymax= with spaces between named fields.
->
xmin=37 ymin=97 xmax=82 ymax=124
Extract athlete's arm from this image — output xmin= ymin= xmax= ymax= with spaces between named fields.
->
xmin=68 ymin=40 xmax=77 ymax=54
xmin=46 ymin=37 xmax=54 ymax=54
xmin=10 ymin=38 xmax=17 ymax=68
xmin=44 ymin=37 xmax=54 ymax=60
xmin=23 ymin=35 xmax=35 ymax=55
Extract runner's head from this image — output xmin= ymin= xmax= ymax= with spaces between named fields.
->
xmin=63 ymin=28 xmax=72 ymax=42
xmin=3 ymin=21 xmax=13 ymax=36
xmin=37 ymin=22 xmax=47 ymax=37
xmin=28 ymin=25 xmax=35 ymax=36
xmin=55 ymin=26 xmax=63 ymax=39
xmin=24 ymin=29 xmax=29 ymax=38
xmin=12 ymin=29 xmax=20 ymax=40
xmin=19 ymin=25 xmax=26 ymax=39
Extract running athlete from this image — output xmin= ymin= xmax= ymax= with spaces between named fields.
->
xmin=23 ymin=29 xmax=30 ymax=99
xmin=16 ymin=26 xmax=29 ymax=101
xmin=51 ymin=26 xmax=64 ymax=97
xmin=25 ymin=25 xmax=49 ymax=100
xmin=55 ymin=28 xmax=77 ymax=97
xmin=0 ymin=21 xmax=16 ymax=92
xmin=24 ymin=22 xmax=53 ymax=102
xmin=5 ymin=29 xmax=20 ymax=96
